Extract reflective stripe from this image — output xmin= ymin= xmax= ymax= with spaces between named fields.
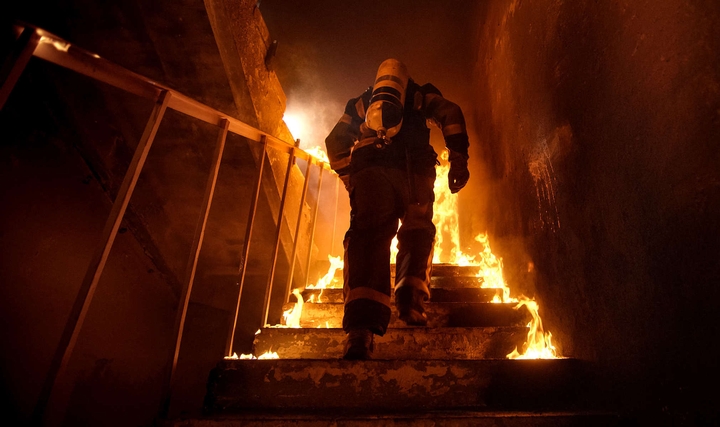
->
xmin=370 ymin=93 xmax=403 ymax=107
xmin=394 ymin=275 xmax=430 ymax=299
xmin=339 ymin=113 xmax=352 ymax=124
xmin=355 ymin=98 xmax=366 ymax=119
xmin=371 ymin=87 xmax=402 ymax=103
xmin=330 ymin=156 xmax=351 ymax=171
xmin=374 ymin=74 xmax=405 ymax=86
xmin=442 ymin=123 xmax=465 ymax=136
xmin=345 ymin=287 xmax=392 ymax=308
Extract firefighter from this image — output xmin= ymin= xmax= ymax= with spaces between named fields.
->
xmin=325 ymin=59 xmax=470 ymax=359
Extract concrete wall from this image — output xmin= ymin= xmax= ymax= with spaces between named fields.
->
xmin=0 ymin=67 xmax=177 ymax=425
xmin=469 ymin=0 xmax=720 ymax=423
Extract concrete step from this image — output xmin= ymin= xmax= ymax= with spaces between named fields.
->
xmin=301 ymin=286 xmax=500 ymax=304
xmin=171 ymin=411 xmax=623 ymax=427
xmin=320 ymin=263 xmax=483 ymax=278
xmin=308 ymin=264 xmax=487 ymax=291
xmin=387 ymin=263 xmax=485 ymax=277
xmin=205 ymin=359 xmax=596 ymax=413
xmin=253 ymin=326 xmax=527 ymax=359
xmin=432 ymin=275 xmax=485 ymax=288
xmin=296 ymin=302 xmax=531 ymax=329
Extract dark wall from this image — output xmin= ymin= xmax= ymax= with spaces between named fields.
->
xmin=0 ymin=63 xmax=178 ymax=425
xmin=1 ymin=1 xmax=301 ymax=425
xmin=470 ymin=0 xmax=720 ymax=423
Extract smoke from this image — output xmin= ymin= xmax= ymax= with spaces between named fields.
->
xmin=284 ymin=94 xmax=344 ymax=152
xmin=269 ymin=38 xmax=344 ymax=151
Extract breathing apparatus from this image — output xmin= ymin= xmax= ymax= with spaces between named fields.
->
xmin=365 ymin=59 xmax=409 ymax=149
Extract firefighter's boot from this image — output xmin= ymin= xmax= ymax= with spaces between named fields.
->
xmin=342 ymin=329 xmax=374 ymax=360
xmin=395 ymin=286 xmax=428 ymax=326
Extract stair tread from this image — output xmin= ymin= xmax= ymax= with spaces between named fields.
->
xmin=301 ymin=287 xmax=502 ymax=303
xmin=297 ymin=302 xmax=530 ymax=328
xmin=254 ymin=326 xmax=528 ymax=359
xmin=206 ymin=358 xmax=597 ymax=413
xmin=172 ymin=411 xmax=622 ymax=427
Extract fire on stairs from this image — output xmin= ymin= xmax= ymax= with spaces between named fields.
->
xmin=173 ymin=258 xmax=620 ymax=426
xmin=168 ymin=153 xmax=621 ymax=426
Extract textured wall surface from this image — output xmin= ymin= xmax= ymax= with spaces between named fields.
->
xmin=470 ymin=0 xmax=720 ymax=422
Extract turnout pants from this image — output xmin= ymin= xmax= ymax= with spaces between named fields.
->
xmin=342 ymin=166 xmax=436 ymax=335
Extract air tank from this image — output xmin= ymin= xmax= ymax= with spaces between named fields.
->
xmin=365 ymin=59 xmax=409 ymax=147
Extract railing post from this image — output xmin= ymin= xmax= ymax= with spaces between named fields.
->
xmin=282 ymin=157 xmax=314 ymax=301
xmin=261 ymin=148 xmax=296 ymax=326
xmin=226 ymin=136 xmax=268 ymax=356
xmin=33 ymin=90 xmax=172 ymax=426
xmin=159 ymin=118 xmax=229 ymax=419
xmin=304 ymin=167 xmax=325 ymax=287
xmin=0 ymin=26 xmax=40 ymax=111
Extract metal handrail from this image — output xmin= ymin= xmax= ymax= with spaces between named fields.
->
xmin=1 ymin=23 xmax=340 ymax=424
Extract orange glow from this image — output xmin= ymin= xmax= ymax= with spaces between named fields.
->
xmin=304 ymin=146 xmax=330 ymax=163
xmin=283 ymin=112 xmax=305 ymax=142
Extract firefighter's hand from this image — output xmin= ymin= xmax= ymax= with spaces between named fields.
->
xmin=448 ymin=152 xmax=469 ymax=194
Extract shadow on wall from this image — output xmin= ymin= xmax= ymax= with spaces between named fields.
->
xmin=469 ymin=0 xmax=720 ymax=422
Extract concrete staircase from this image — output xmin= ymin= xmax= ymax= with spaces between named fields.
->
xmin=173 ymin=265 xmax=620 ymax=426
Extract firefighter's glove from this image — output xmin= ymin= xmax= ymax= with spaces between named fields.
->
xmin=448 ymin=151 xmax=469 ymax=194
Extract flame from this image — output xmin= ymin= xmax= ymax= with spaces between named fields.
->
xmin=473 ymin=233 xmax=514 ymax=304
xmin=304 ymin=146 xmax=330 ymax=163
xmin=390 ymin=235 xmax=399 ymax=264
xmin=429 ymin=150 xmax=558 ymax=359
xmin=253 ymin=147 xmax=558 ymax=358
xmin=282 ymin=289 xmax=303 ymax=328
xmin=224 ymin=351 xmax=280 ymax=360
xmin=317 ymin=321 xmax=330 ymax=329
xmin=306 ymin=254 xmax=343 ymax=304
xmin=257 ymin=351 xmax=280 ymax=359
xmin=432 ymin=151 xmax=465 ymax=264
xmin=306 ymin=255 xmax=343 ymax=289
xmin=507 ymin=298 xmax=557 ymax=359
xmin=268 ymin=255 xmax=343 ymax=329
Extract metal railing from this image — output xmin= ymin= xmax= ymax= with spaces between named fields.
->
xmin=0 ymin=23 xmax=341 ymax=424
